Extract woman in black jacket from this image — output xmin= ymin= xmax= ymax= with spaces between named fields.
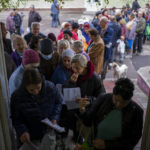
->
xmin=60 ymin=54 xmax=105 ymax=141
xmin=79 ymin=78 xmax=143 ymax=150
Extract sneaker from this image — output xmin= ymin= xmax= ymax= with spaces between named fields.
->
xmin=125 ymin=55 xmax=132 ymax=58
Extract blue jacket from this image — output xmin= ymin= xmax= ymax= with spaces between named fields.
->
xmin=97 ymin=26 xmax=114 ymax=60
xmin=108 ymin=22 xmax=121 ymax=47
xmin=51 ymin=64 xmax=71 ymax=85
xmin=51 ymin=0 xmax=59 ymax=15
xmin=10 ymin=80 xmax=63 ymax=140
xmin=9 ymin=64 xmax=24 ymax=95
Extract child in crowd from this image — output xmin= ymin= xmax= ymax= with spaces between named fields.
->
xmin=117 ymin=36 xmax=126 ymax=63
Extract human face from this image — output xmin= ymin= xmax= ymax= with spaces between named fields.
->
xmin=16 ymin=39 xmax=25 ymax=53
xmin=63 ymin=56 xmax=72 ymax=69
xmin=72 ymin=62 xmax=85 ymax=75
xmin=100 ymin=20 xmax=107 ymax=29
xmin=113 ymin=95 xmax=130 ymax=109
xmin=26 ymin=83 xmax=42 ymax=95
xmin=1 ymin=24 xmax=7 ymax=39
xmin=138 ymin=12 xmax=143 ymax=18
xmin=32 ymin=26 xmax=40 ymax=36
xmin=59 ymin=44 xmax=67 ymax=55
xmin=63 ymin=34 xmax=71 ymax=41
xmin=24 ymin=63 xmax=39 ymax=70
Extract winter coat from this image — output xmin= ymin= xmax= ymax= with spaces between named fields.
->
xmin=51 ymin=0 xmax=59 ymax=15
xmin=6 ymin=15 xmax=15 ymax=33
xmin=88 ymin=36 xmax=105 ymax=74
xmin=3 ymin=38 xmax=13 ymax=55
xmin=126 ymin=20 xmax=137 ymax=40
xmin=97 ymin=26 xmax=114 ymax=61
xmin=81 ymin=93 xmax=143 ymax=150
xmin=28 ymin=11 xmax=42 ymax=28
xmin=121 ymin=24 xmax=128 ymax=38
xmin=14 ymin=13 xmax=22 ymax=28
xmin=63 ymin=61 xmax=105 ymax=102
xmin=109 ymin=22 xmax=121 ymax=47
xmin=82 ymin=29 xmax=90 ymax=44
xmin=9 ymin=64 xmax=24 ymax=95
xmin=11 ymin=51 xmax=22 ymax=67
xmin=132 ymin=1 xmax=140 ymax=11
xmin=51 ymin=64 xmax=71 ymax=85
xmin=5 ymin=52 xmax=16 ymax=79
xmin=39 ymin=52 xmax=60 ymax=81
xmin=10 ymin=79 xmax=63 ymax=140
xmin=135 ymin=17 xmax=146 ymax=34
xmin=24 ymin=32 xmax=46 ymax=44
xmin=57 ymin=31 xmax=78 ymax=41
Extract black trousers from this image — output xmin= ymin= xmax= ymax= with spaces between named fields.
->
xmin=133 ymin=33 xmax=143 ymax=53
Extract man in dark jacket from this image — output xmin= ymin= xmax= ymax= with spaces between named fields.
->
xmin=24 ymin=22 xmax=46 ymax=44
xmin=132 ymin=0 xmax=141 ymax=12
xmin=80 ymin=78 xmax=143 ymax=150
xmin=28 ymin=4 xmax=42 ymax=28
xmin=13 ymin=9 xmax=22 ymax=35
xmin=109 ymin=16 xmax=121 ymax=62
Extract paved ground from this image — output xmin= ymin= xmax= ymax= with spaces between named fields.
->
xmin=0 ymin=10 xmax=149 ymax=150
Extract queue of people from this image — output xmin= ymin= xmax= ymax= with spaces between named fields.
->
xmin=1 ymin=1 xmax=148 ymax=149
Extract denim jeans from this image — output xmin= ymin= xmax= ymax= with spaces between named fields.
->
xmin=133 ymin=33 xmax=143 ymax=53
xmin=51 ymin=14 xmax=58 ymax=27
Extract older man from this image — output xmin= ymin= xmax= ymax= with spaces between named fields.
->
xmin=28 ymin=4 xmax=42 ymax=28
xmin=24 ymin=22 xmax=46 ymax=44
xmin=97 ymin=17 xmax=113 ymax=80
xmin=133 ymin=11 xmax=146 ymax=55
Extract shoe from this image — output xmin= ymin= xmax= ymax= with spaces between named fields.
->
xmin=137 ymin=52 xmax=141 ymax=56
xmin=125 ymin=55 xmax=132 ymax=58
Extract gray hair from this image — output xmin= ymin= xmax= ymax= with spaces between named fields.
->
xmin=58 ymin=40 xmax=70 ymax=49
xmin=100 ymin=16 xmax=108 ymax=22
xmin=71 ymin=54 xmax=88 ymax=68
xmin=73 ymin=40 xmax=84 ymax=52
xmin=31 ymin=22 xmax=40 ymax=29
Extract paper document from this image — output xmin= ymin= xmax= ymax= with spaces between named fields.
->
xmin=41 ymin=118 xmax=65 ymax=133
xmin=63 ymin=87 xmax=81 ymax=110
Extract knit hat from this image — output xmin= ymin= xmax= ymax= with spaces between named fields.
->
xmin=22 ymin=49 xmax=40 ymax=65
xmin=62 ymin=49 xmax=75 ymax=59
xmin=63 ymin=29 xmax=72 ymax=37
xmin=47 ymin=33 xmax=56 ymax=42
xmin=40 ymin=39 xmax=53 ymax=55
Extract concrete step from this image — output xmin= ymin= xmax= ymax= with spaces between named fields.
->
xmin=137 ymin=66 xmax=150 ymax=96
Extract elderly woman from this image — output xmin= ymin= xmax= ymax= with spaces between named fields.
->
xmin=79 ymin=78 xmax=143 ymax=150
xmin=51 ymin=49 xmax=75 ymax=85
xmin=72 ymin=40 xmax=90 ymax=61
xmin=62 ymin=54 xmax=105 ymax=140
xmin=87 ymin=28 xmax=105 ymax=75
xmin=11 ymin=69 xmax=63 ymax=146
xmin=58 ymin=39 xmax=70 ymax=56
xmin=11 ymin=35 xmax=27 ymax=67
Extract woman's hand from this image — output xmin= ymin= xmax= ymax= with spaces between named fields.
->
xmin=93 ymin=139 xmax=105 ymax=150
xmin=20 ymin=132 xmax=30 ymax=143
xmin=51 ymin=119 xmax=57 ymax=124
xmin=70 ymin=73 xmax=79 ymax=83
xmin=77 ymin=97 xmax=89 ymax=111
